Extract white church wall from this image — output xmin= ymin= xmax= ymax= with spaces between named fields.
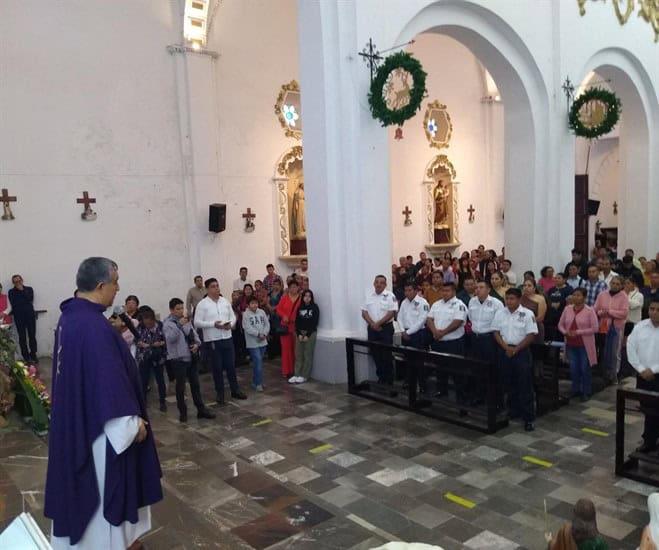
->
xmin=0 ymin=0 xmax=188 ymax=353
xmin=196 ymin=0 xmax=301 ymax=287
xmin=390 ymin=33 xmax=505 ymax=260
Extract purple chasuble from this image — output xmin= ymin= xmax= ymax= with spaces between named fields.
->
xmin=44 ymin=298 xmax=162 ymax=544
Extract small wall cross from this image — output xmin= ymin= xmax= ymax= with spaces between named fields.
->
xmin=1 ymin=188 xmax=17 ymax=221
xmin=613 ymin=201 xmax=618 ymax=216
xmin=467 ymin=204 xmax=476 ymax=223
xmin=242 ymin=207 xmax=256 ymax=232
xmin=77 ymin=191 xmax=97 ymax=221
xmin=402 ymin=205 xmax=412 ymax=226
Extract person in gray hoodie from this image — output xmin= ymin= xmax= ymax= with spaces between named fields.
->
xmin=242 ymin=296 xmax=270 ymax=391
xmin=164 ymin=298 xmax=216 ymax=422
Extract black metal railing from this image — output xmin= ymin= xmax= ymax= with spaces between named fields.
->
xmin=616 ymin=388 xmax=659 ymax=488
xmin=346 ymin=338 xmax=507 ymax=433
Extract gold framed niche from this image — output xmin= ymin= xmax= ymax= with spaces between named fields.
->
xmin=274 ymin=146 xmax=307 ymax=260
xmin=424 ymin=155 xmax=461 ymax=254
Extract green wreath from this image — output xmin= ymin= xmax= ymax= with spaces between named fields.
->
xmin=569 ymin=87 xmax=621 ymax=139
xmin=368 ymin=51 xmax=427 ymax=127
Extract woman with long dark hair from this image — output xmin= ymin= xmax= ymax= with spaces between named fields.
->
xmin=290 ymin=290 xmax=320 ymax=384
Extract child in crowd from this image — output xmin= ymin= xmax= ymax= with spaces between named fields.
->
xmin=242 ymin=296 xmax=270 ymax=391
xmin=136 ymin=309 xmax=168 ymax=411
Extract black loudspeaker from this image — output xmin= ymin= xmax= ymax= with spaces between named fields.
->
xmin=209 ymin=203 xmax=226 ymax=233
xmin=588 ymin=199 xmax=600 ymax=216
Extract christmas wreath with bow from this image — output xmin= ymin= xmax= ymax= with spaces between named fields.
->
xmin=368 ymin=51 xmax=427 ymax=127
xmin=568 ymin=87 xmax=621 ymax=139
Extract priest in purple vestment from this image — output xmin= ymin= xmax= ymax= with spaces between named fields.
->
xmin=45 ymin=257 xmax=162 ymax=549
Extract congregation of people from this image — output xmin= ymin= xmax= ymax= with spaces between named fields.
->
xmin=1 ymin=261 xmax=319 ymax=425
xmin=366 ymin=244 xmax=659 ymax=434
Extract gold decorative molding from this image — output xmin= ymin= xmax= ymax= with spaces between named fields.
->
xmin=423 ymin=101 xmax=453 ymax=150
xmin=277 ymin=145 xmax=303 ymax=176
xmin=274 ymin=146 xmax=305 ymax=258
xmin=578 ymin=0 xmax=658 ymax=42
xmin=425 ymin=154 xmax=457 ymax=181
xmin=274 ymin=80 xmax=303 ymax=140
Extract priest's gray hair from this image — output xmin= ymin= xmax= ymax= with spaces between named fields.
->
xmin=76 ymin=257 xmax=119 ymax=292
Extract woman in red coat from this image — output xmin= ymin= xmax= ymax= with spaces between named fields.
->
xmin=276 ymin=280 xmax=302 ymax=377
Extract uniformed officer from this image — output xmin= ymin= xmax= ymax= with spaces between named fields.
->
xmin=628 ymin=297 xmax=659 ymax=453
xmin=399 ymin=282 xmax=430 ymax=349
xmin=426 ymin=282 xmax=467 ymax=398
xmin=492 ymin=287 xmax=538 ymax=431
xmin=361 ymin=274 xmax=398 ymax=384
xmin=468 ymin=280 xmax=504 ymax=405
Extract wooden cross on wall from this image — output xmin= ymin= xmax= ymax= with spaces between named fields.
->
xmin=467 ymin=204 xmax=476 ymax=223
xmin=1 ymin=188 xmax=17 ymax=221
xmin=402 ymin=206 xmax=412 ymax=226
xmin=242 ymin=207 xmax=256 ymax=232
xmin=77 ymin=191 xmax=97 ymax=221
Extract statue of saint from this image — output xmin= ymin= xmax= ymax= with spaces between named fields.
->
xmin=433 ymin=179 xmax=450 ymax=229
xmin=291 ymin=181 xmax=306 ymax=238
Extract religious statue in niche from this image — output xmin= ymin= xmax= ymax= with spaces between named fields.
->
xmin=424 ymin=155 xmax=460 ymax=249
xmin=433 ymin=179 xmax=452 ymax=244
xmin=275 ymin=146 xmax=307 ymax=257
xmin=291 ymin=181 xmax=306 ymax=238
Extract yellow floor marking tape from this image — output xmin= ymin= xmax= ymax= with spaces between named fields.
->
xmin=309 ymin=443 xmax=333 ymax=454
xmin=251 ymin=418 xmax=272 ymax=427
xmin=522 ymin=455 xmax=553 ymax=468
xmin=582 ymin=427 xmax=609 ymax=437
xmin=444 ymin=492 xmax=476 ymax=509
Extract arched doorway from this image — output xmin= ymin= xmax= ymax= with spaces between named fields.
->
xmin=577 ymin=48 xmax=657 ymax=256
xmin=393 ymin=0 xmax=550 ymax=269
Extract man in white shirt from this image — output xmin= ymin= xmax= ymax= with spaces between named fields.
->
xmin=398 ymin=282 xmax=429 ymax=350
xmin=295 ymin=258 xmax=311 ymax=280
xmin=628 ymin=298 xmax=659 ymax=453
xmin=493 ymin=287 xmax=538 ymax=431
xmin=426 ymin=282 xmax=467 ymax=397
xmin=361 ymin=275 xmax=398 ymax=385
xmin=233 ymin=267 xmax=253 ymax=292
xmin=469 ymin=280 xmax=504 ymax=405
xmin=597 ymin=256 xmax=618 ymax=287
xmin=501 ymin=259 xmax=517 ymax=286
xmin=194 ymin=278 xmax=247 ymax=404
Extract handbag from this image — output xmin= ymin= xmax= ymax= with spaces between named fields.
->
xmin=274 ymin=295 xmax=300 ymax=335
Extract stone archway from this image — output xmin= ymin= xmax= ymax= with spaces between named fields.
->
xmin=579 ymin=48 xmax=659 ymax=254
xmin=394 ymin=0 xmax=550 ymax=268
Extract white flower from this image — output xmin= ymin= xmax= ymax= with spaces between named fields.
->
xmin=427 ymin=118 xmax=438 ymax=137
xmin=283 ymin=104 xmax=300 ymax=127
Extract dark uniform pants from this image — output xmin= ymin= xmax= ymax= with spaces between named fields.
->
xmin=471 ymin=332 xmax=497 ymax=403
xmin=429 ymin=338 xmax=465 ymax=398
xmin=368 ymin=323 xmax=394 ymax=384
xmin=637 ymin=375 xmax=659 ymax=446
xmin=498 ymin=347 xmax=534 ymax=422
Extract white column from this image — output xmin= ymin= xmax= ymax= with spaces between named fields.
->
xmin=298 ymin=0 xmax=392 ymax=383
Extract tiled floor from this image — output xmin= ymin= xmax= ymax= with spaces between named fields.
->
xmin=0 ymin=359 xmax=654 ymax=549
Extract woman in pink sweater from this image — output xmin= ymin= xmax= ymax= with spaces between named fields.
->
xmin=558 ymin=287 xmax=599 ymax=401
xmin=593 ymin=276 xmax=629 ymax=384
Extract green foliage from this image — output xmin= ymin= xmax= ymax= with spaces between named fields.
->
xmin=568 ymin=87 xmax=621 ymax=139
xmin=368 ymin=51 xmax=427 ymax=127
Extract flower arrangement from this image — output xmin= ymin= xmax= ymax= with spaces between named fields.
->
xmin=0 ymin=326 xmax=50 ymax=433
